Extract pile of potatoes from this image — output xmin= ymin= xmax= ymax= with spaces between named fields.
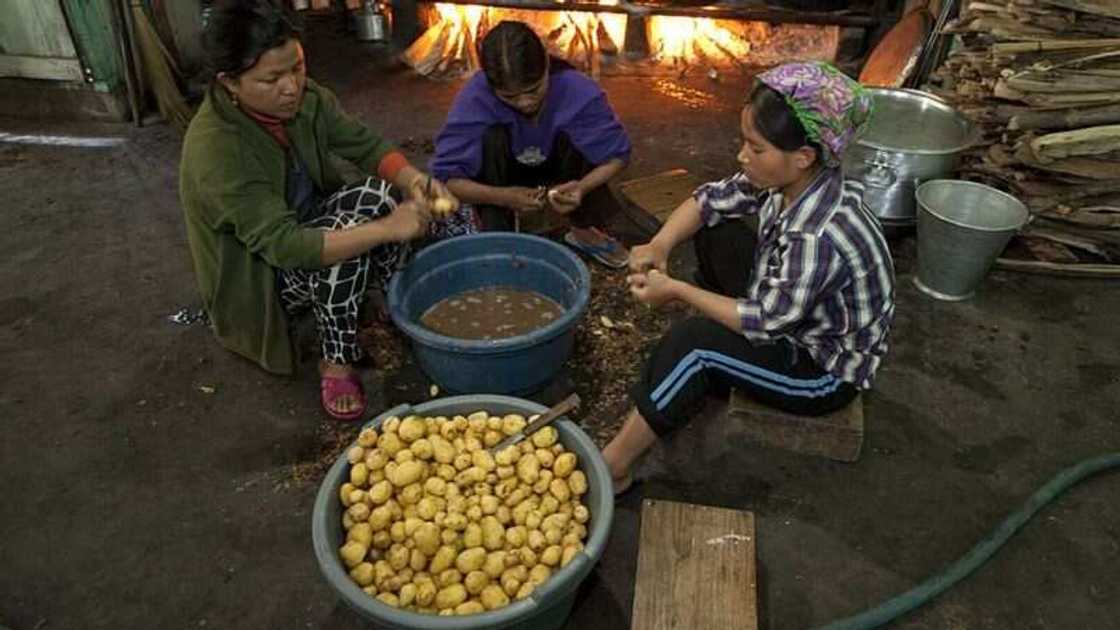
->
xmin=336 ymin=411 xmax=591 ymax=616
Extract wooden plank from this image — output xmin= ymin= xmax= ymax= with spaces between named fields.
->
xmin=619 ymin=168 xmax=704 ymax=225
xmin=60 ymin=0 xmax=125 ymax=90
xmin=0 ymin=54 xmax=84 ymax=81
xmin=728 ymin=390 xmax=865 ymax=462
xmin=632 ymin=500 xmax=758 ymax=630
xmin=0 ymin=0 xmax=78 ymax=57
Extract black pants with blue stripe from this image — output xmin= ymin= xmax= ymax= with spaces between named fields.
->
xmin=631 ymin=220 xmax=858 ymax=436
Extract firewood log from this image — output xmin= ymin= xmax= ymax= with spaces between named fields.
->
xmin=994 ymin=39 xmax=1120 ymax=54
xmin=1040 ymin=204 xmax=1120 ymax=229
xmin=1042 ymin=0 xmax=1120 ymax=20
xmin=403 ymin=19 xmax=453 ymax=76
xmin=1012 ymin=103 xmax=1120 ymax=128
xmin=995 ymin=79 xmax=1120 ymax=106
xmin=1030 ymin=124 xmax=1120 ymax=161
xmin=1015 ymin=142 xmax=1120 ymax=178
xmin=994 ymin=258 xmax=1120 ymax=277
xmin=1006 ymin=71 xmax=1120 ymax=93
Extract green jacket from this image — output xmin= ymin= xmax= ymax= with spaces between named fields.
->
xmin=179 ymin=79 xmax=397 ymax=374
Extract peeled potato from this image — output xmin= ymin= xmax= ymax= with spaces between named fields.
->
xmin=552 ymin=453 xmax=577 ymax=478
xmin=340 ymin=541 xmax=368 ymax=568
xmin=433 ymin=197 xmax=454 ymax=215
xmin=389 ymin=460 xmax=424 ymax=487
xmin=479 ymin=583 xmax=509 ymax=610
xmin=357 ymin=427 xmax=379 ymax=448
xmin=399 ymin=582 xmax=418 ymax=607
xmin=399 ymin=416 xmax=427 ymax=443
xmin=414 ymin=522 xmax=441 ymax=557
xmin=464 ymin=569 xmax=489 ymax=595
xmin=435 ymin=583 xmax=467 ymax=610
xmin=455 ymin=547 xmax=487 ymax=573
xmin=530 ymin=426 xmax=558 ymax=448
xmin=455 ymin=600 xmax=485 ymax=615
xmin=568 ymin=470 xmax=588 ymax=496
xmin=350 ymin=463 xmax=369 ymax=487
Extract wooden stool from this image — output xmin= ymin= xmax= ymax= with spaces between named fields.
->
xmin=631 ymin=499 xmax=758 ymax=630
xmin=728 ymin=390 xmax=865 ymax=462
xmin=619 ymin=169 xmax=704 ymax=234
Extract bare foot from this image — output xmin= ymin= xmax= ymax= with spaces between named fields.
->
xmin=601 ymin=407 xmax=658 ymax=491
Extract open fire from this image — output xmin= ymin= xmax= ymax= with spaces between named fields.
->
xmin=403 ymin=2 xmax=839 ymax=78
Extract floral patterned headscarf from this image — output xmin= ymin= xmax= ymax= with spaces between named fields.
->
xmin=756 ymin=61 xmax=873 ymax=168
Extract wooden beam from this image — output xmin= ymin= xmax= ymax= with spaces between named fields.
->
xmin=0 ymin=54 xmax=84 ymax=81
xmin=421 ymin=0 xmax=878 ymax=27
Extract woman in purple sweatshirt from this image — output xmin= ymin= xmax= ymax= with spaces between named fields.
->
xmin=430 ymin=20 xmax=632 ymax=268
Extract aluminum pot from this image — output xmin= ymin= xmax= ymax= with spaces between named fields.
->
xmin=842 ymin=88 xmax=975 ymax=227
xmin=355 ymin=0 xmax=391 ymax=42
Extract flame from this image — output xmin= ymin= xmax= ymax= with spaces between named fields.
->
xmin=405 ymin=2 xmax=837 ymax=76
xmin=647 ymin=16 xmax=754 ymax=66
xmin=426 ymin=2 xmax=626 ymax=72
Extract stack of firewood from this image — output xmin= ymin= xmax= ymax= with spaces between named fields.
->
xmin=924 ymin=0 xmax=1120 ymax=276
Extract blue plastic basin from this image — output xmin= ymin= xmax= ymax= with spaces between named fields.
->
xmin=387 ymin=233 xmax=590 ymax=395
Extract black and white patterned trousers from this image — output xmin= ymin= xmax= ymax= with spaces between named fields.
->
xmin=277 ymin=177 xmax=477 ymax=364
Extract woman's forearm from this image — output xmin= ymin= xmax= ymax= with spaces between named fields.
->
xmin=392 ymin=164 xmax=422 ymax=192
xmin=672 ymin=280 xmax=742 ymax=333
xmin=320 ymin=221 xmax=400 ymax=266
xmin=447 ymin=178 xmax=511 ymax=208
xmin=575 ymin=158 xmax=625 ymax=196
xmin=651 ymin=197 xmax=704 ymax=254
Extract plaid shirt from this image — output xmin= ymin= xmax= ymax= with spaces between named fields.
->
xmin=694 ymin=169 xmax=895 ymax=388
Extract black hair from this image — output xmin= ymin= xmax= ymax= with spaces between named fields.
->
xmin=204 ymin=0 xmax=302 ymax=78
xmin=749 ymin=83 xmax=822 ymax=164
xmin=479 ymin=21 xmax=572 ymax=92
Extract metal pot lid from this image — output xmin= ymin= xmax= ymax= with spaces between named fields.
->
xmin=856 ymin=88 xmax=974 ymax=156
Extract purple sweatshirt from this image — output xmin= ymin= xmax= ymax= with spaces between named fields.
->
xmin=430 ymin=69 xmax=631 ymax=181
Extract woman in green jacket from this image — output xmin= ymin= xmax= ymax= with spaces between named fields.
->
xmin=180 ymin=0 xmax=468 ymax=420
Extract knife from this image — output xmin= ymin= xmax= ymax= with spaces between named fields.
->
xmin=491 ymin=393 xmax=581 ymax=454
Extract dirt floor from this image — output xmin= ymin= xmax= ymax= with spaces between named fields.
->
xmin=2 ymin=16 xmax=1120 ymax=630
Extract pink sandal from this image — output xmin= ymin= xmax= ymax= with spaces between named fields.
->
xmin=320 ymin=372 xmax=367 ymax=421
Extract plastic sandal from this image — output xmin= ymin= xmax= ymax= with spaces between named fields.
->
xmin=320 ymin=371 xmax=367 ymax=421
xmin=564 ymin=228 xmax=630 ymax=269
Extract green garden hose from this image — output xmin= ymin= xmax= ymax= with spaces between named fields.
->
xmin=815 ymin=452 xmax=1120 ymax=630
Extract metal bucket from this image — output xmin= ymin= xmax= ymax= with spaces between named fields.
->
xmin=355 ymin=1 xmax=391 ymax=42
xmin=914 ymin=180 xmax=1030 ymax=301
xmin=843 ymin=89 xmax=975 ymax=227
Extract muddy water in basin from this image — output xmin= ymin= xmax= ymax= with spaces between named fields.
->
xmin=419 ymin=286 xmax=566 ymax=340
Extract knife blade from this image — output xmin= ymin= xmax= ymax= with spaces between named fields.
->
xmin=491 ymin=393 xmax=581 ymax=454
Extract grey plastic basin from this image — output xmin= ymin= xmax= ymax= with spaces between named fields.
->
xmin=312 ymin=395 xmax=614 ymax=629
